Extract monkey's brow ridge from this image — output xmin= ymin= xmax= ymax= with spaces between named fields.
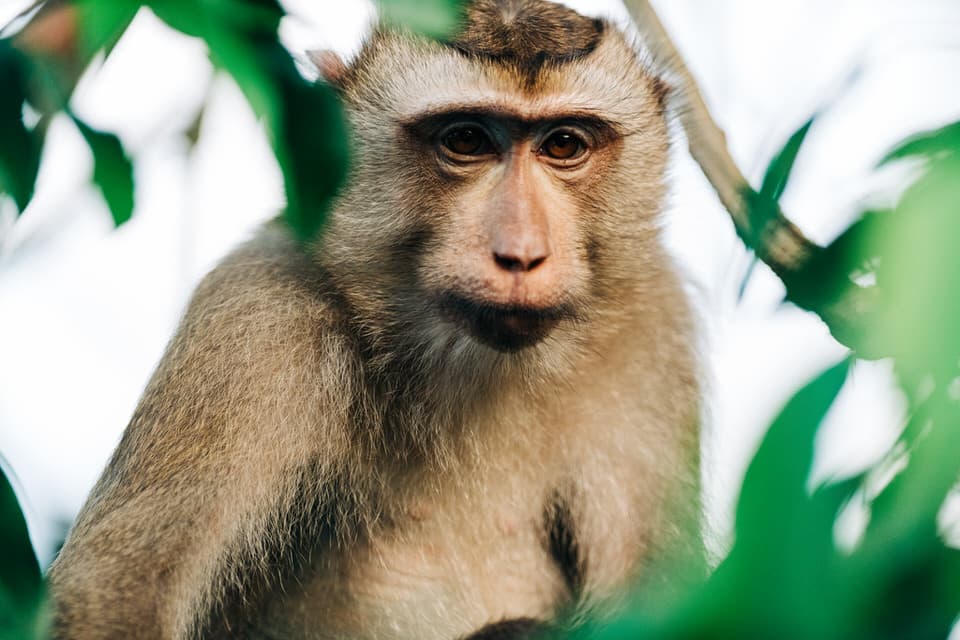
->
xmin=401 ymin=105 xmax=623 ymax=139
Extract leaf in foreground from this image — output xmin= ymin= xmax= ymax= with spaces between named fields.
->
xmin=0 ymin=41 xmax=42 ymax=214
xmin=0 ymin=463 xmax=46 ymax=640
xmin=73 ymin=116 xmax=135 ymax=227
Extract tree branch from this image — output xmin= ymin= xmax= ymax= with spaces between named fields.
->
xmin=624 ymin=0 xmax=882 ymax=356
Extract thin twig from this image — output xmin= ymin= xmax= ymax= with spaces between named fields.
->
xmin=624 ymin=0 xmax=818 ymax=275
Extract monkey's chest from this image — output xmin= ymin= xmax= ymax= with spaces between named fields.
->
xmin=259 ymin=483 xmax=570 ymax=640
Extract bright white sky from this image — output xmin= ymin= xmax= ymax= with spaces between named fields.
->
xmin=1 ymin=0 xmax=959 ymax=567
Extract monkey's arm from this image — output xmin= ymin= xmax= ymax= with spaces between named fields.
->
xmin=48 ymin=225 xmax=354 ymax=638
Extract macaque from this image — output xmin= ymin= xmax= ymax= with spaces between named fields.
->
xmin=49 ymin=1 xmax=702 ymax=638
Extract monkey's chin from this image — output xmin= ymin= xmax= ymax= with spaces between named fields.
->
xmin=436 ymin=292 xmax=570 ymax=353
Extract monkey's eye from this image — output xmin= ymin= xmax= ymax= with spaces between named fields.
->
xmin=540 ymin=131 xmax=587 ymax=162
xmin=441 ymin=126 xmax=494 ymax=157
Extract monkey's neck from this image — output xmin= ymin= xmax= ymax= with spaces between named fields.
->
xmin=316 ymin=256 xmax=597 ymax=469
xmin=351 ymin=327 xmax=573 ymax=474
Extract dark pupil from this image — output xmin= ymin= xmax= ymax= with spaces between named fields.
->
xmin=545 ymin=133 xmax=580 ymax=159
xmin=445 ymin=128 xmax=485 ymax=155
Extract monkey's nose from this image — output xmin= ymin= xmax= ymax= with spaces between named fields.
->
xmin=492 ymin=249 xmax=549 ymax=273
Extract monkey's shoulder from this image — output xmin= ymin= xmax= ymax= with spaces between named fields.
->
xmin=172 ymin=222 xmax=346 ymax=353
xmin=188 ymin=222 xmax=330 ymax=317
xmin=136 ymin=222 xmax=356 ymax=440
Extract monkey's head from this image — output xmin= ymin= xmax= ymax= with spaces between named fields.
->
xmin=316 ymin=0 xmax=672 ymax=367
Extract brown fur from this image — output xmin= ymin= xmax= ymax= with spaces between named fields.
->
xmin=48 ymin=2 xmax=702 ymax=638
xmin=450 ymin=0 xmax=604 ymax=83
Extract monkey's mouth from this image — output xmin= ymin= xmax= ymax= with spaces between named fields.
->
xmin=436 ymin=292 xmax=573 ymax=352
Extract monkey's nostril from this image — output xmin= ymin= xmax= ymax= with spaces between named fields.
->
xmin=527 ymin=256 xmax=547 ymax=270
xmin=493 ymin=252 xmax=548 ymax=273
xmin=494 ymin=252 xmax=524 ymax=272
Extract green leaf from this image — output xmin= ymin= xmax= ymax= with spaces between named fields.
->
xmin=839 ymin=445 xmax=960 ymax=640
xmin=759 ymin=117 xmax=815 ymax=203
xmin=879 ymin=119 xmax=960 ymax=166
xmin=739 ymin=118 xmax=815 ymax=252
xmin=0 ymin=461 xmax=45 ymax=639
xmin=149 ymin=0 xmax=348 ymax=240
xmin=0 ymin=40 xmax=42 ymax=214
xmin=736 ymin=359 xmax=850 ymax=542
xmin=812 ymin=209 xmax=887 ymax=283
xmin=75 ymin=0 xmax=140 ymax=61
xmin=735 ymin=117 xmax=815 ymax=266
xmin=868 ymin=155 xmax=960 ymax=383
xmin=378 ymin=0 xmax=467 ymax=39
xmin=275 ymin=74 xmax=349 ymax=239
xmin=780 ymin=210 xmax=887 ymax=353
xmin=864 ymin=398 xmax=960 ymax=555
xmin=73 ymin=117 xmax=135 ymax=226
xmin=723 ymin=360 xmax=851 ymax=636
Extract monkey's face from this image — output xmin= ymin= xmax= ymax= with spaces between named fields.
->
xmin=403 ymin=106 xmax=617 ymax=352
xmin=322 ymin=11 xmax=670 ymax=358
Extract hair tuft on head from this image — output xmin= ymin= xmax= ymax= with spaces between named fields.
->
xmin=449 ymin=0 xmax=605 ymax=71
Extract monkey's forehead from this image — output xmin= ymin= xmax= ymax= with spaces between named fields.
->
xmin=345 ymin=30 xmax=663 ymax=130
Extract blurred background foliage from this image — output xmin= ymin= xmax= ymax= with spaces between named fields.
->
xmin=1 ymin=0 xmax=959 ymax=638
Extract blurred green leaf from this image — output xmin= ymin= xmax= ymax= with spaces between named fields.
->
xmin=0 ymin=40 xmax=42 ymax=214
xmin=736 ymin=359 xmax=850 ymax=542
xmin=740 ymin=118 xmax=814 ymax=258
xmin=276 ymin=75 xmax=349 ymax=239
xmin=880 ymin=120 xmax=960 ymax=166
xmin=148 ymin=0 xmax=283 ymax=121
xmin=75 ymin=0 xmax=139 ymax=61
xmin=73 ymin=117 xmax=135 ymax=227
xmin=864 ymin=398 xmax=960 ymax=556
xmin=378 ymin=0 xmax=466 ymax=39
xmin=782 ymin=210 xmax=887 ymax=352
xmin=148 ymin=0 xmax=349 ymax=240
xmin=723 ymin=359 xmax=852 ymax=637
xmin=869 ymin=155 xmax=960 ymax=384
xmin=0 ymin=463 xmax=45 ymax=640
xmin=842 ymin=469 xmax=960 ymax=640
xmin=868 ymin=119 xmax=960 ymax=377
xmin=759 ymin=117 xmax=815 ymax=203
xmin=739 ymin=114 xmax=895 ymax=357
xmin=810 ymin=210 xmax=886 ymax=283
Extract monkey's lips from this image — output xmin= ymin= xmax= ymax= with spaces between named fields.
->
xmin=437 ymin=292 xmax=573 ymax=352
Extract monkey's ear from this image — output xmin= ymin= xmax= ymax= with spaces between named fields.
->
xmin=308 ymin=49 xmax=349 ymax=87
